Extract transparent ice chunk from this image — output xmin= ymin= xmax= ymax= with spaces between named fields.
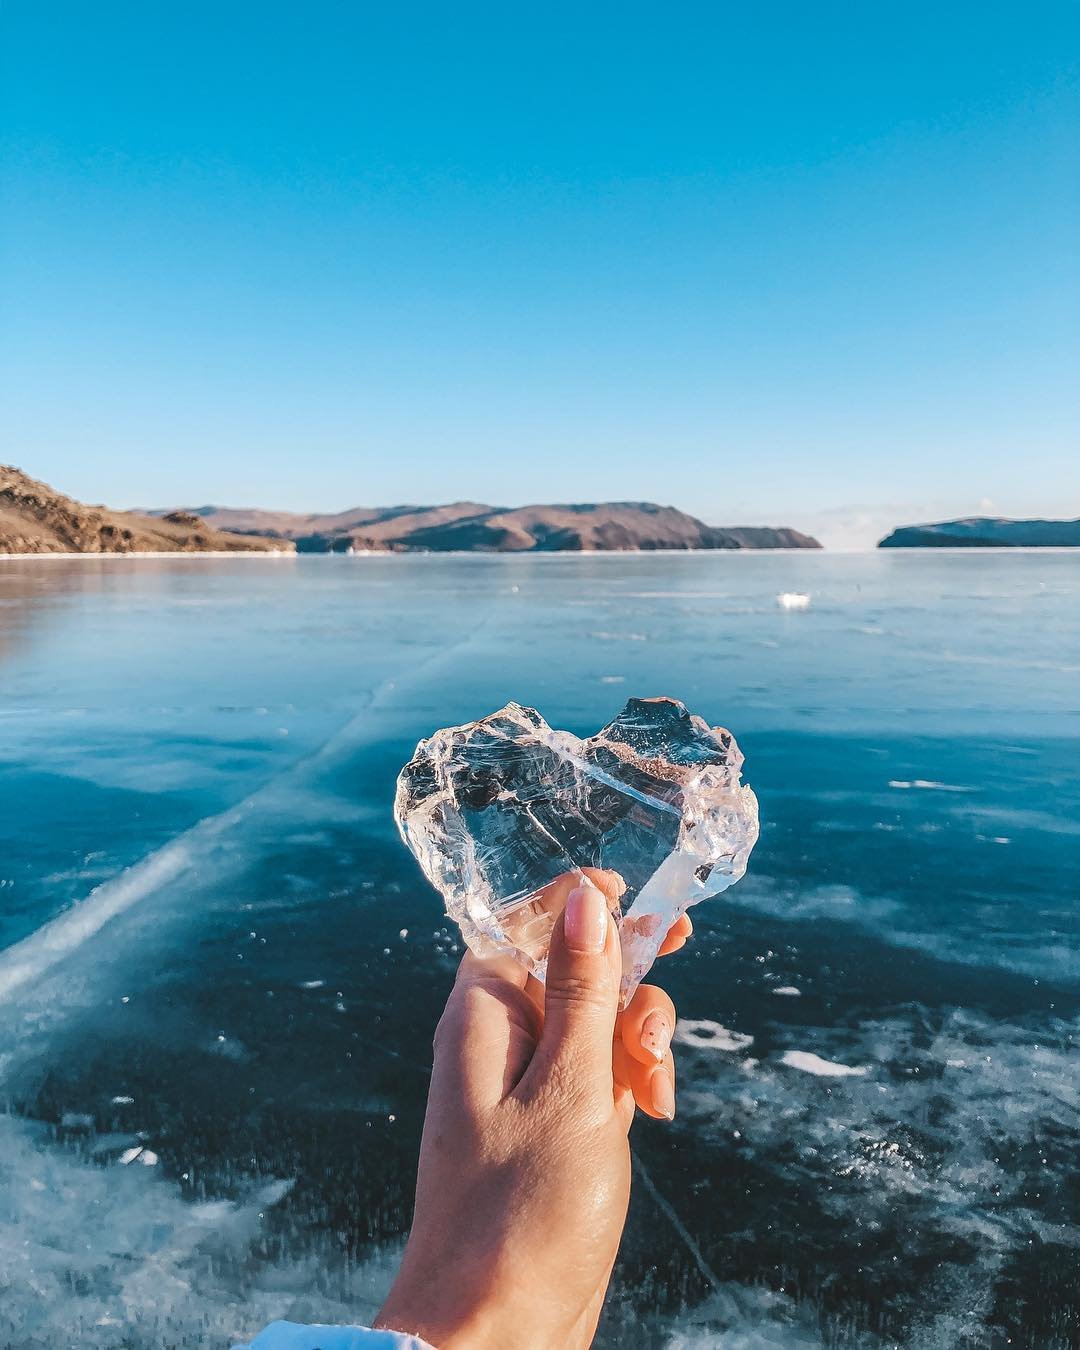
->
xmin=394 ymin=697 xmax=760 ymax=1000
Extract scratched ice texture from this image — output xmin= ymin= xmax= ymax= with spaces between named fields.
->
xmin=0 ymin=552 xmax=1078 ymax=1348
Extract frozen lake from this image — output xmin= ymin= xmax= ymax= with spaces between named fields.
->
xmin=0 ymin=551 xmax=1077 ymax=1347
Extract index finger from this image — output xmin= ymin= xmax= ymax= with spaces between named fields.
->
xmin=497 ymin=867 xmax=626 ymax=968
xmin=455 ymin=948 xmax=532 ymax=991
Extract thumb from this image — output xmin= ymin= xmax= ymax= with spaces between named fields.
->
xmin=528 ymin=878 xmax=622 ymax=1103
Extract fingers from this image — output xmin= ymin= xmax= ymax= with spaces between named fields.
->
xmin=615 ymin=982 xmax=678 ymax=1121
xmin=657 ymin=912 xmax=693 ymax=957
xmin=506 ymin=867 xmax=625 ymax=1020
xmin=626 ymin=1046 xmax=677 ymax=1121
xmin=520 ymin=878 xmax=622 ymax=1107
xmin=498 ymin=868 xmax=625 ymax=967
xmin=613 ymin=1034 xmax=677 ymax=1121
xmin=533 ymin=867 xmax=625 ymax=918
xmin=436 ymin=949 xmax=542 ymax=1105
xmin=612 ymin=1040 xmax=639 ymax=1131
xmin=455 ymin=948 xmax=531 ymax=991
xmin=619 ymin=982 xmax=676 ymax=1068
xmin=579 ymin=867 xmax=626 ymax=907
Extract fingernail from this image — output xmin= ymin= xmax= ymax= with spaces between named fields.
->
xmin=651 ymin=1067 xmax=676 ymax=1121
xmin=564 ymin=883 xmax=608 ymax=954
xmin=640 ymin=1010 xmax=672 ymax=1063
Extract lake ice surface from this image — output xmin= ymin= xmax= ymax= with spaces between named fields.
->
xmin=0 ymin=551 xmax=1077 ymax=1348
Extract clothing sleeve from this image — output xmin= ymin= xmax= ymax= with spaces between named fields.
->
xmin=233 ymin=1320 xmax=436 ymax=1350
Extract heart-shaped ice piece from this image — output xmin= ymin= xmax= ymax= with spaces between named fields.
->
xmin=394 ymin=697 xmax=759 ymax=1000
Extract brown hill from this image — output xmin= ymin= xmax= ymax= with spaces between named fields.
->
xmin=161 ymin=501 xmax=490 ymax=542
xmin=157 ymin=500 xmax=820 ymax=552
xmin=0 ymin=467 xmax=294 ymax=555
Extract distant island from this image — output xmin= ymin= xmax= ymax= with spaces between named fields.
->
xmin=879 ymin=517 xmax=1080 ymax=548
xmin=0 ymin=466 xmax=293 ymax=555
xmin=149 ymin=500 xmax=822 ymax=552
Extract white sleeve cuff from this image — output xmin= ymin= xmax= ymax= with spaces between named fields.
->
xmin=234 ymin=1320 xmax=437 ymax=1350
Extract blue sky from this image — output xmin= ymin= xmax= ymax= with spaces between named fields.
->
xmin=2 ymin=2 xmax=1077 ymax=547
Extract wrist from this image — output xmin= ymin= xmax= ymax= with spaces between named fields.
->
xmin=377 ymin=1252 xmax=584 ymax=1350
xmin=375 ymin=1245 xmax=504 ymax=1350
xmin=374 ymin=1284 xmax=498 ymax=1350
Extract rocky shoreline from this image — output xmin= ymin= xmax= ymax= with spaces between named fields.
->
xmin=0 ymin=467 xmax=294 ymax=555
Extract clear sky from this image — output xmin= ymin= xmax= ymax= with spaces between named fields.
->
xmin=2 ymin=2 xmax=1077 ymax=547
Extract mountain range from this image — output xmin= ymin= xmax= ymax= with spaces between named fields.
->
xmin=1 ymin=467 xmax=821 ymax=554
xmin=9 ymin=467 xmax=1080 ymax=556
xmin=149 ymin=501 xmax=822 ymax=552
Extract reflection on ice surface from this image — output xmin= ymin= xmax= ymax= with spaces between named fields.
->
xmin=0 ymin=553 xmax=1078 ymax=1347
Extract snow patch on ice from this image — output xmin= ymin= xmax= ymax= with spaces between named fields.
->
xmin=780 ymin=1050 xmax=869 ymax=1078
xmin=119 ymin=1145 xmax=158 ymax=1167
xmin=675 ymin=1019 xmax=754 ymax=1053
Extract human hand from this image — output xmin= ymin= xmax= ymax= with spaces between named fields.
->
xmin=374 ymin=871 xmax=685 ymax=1349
